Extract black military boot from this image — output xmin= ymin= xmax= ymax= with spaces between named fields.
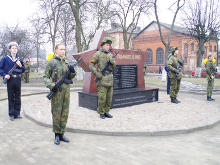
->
xmin=100 ymin=114 xmax=105 ymax=119
xmin=207 ymin=97 xmax=213 ymax=101
xmin=54 ymin=133 xmax=60 ymax=145
xmin=175 ymin=98 xmax=181 ymax=103
xmin=104 ymin=112 xmax=113 ymax=118
xmin=171 ymin=98 xmax=178 ymax=104
xmin=59 ymin=134 xmax=70 ymax=143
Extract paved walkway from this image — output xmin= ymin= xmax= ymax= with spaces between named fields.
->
xmin=0 ymin=94 xmax=220 ymax=165
xmin=22 ymin=91 xmax=220 ymax=135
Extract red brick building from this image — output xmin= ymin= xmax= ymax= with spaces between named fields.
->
xmin=132 ymin=21 xmax=218 ymax=72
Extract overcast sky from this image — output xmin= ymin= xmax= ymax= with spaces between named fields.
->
xmin=0 ymin=0 xmax=183 ymax=29
xmin=0 ymin=0 xmax=38 ymax=27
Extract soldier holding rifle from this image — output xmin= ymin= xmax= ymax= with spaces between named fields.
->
xmin=0 ymin=42 xmax=25 ymax=121
xmin=167 ymin=47 xmax=183 ymax=104
xmin=89 ymin=37 xmax=116 ymax=119
xmin=206 ymin=54 xmax=216 ymax=101
xmin=43 ymin=44 xmax=76 ymax=145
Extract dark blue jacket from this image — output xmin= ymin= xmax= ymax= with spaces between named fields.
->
xmin=0 ymin=54 xmax=25 ymax=77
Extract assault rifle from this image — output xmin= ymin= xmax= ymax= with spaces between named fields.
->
xmin=3 ymin=57 xmax=23 ymax=84
xmin=176 ymin=60 xmax=183 ymax=77
xmin=46 ymin=57 xmax=82 ymax=100
xmin=94 ymin=50 xmax=119 ymax=83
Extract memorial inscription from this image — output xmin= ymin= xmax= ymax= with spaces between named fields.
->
xmin=113 ymin=65 xmax=137 ymax=90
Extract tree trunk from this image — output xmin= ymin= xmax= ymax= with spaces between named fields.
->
xmin=123 ymin=29 xmax=129 ymax=49
xmin=197 ymin=39 xmax=205 ymax=67
xmin=69 ymin=0 xmax=82 ymax=53
xmin=165 ymin=46 xmax=169 ymax=65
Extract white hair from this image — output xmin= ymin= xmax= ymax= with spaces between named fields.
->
xmin=8 ymin=42 xmax=19 ymax=50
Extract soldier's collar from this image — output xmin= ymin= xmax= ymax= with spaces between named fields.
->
xmin=100 ymin=48 xmax=109 ymax=54
xmin=54 ymin=55 xmax=66 ymax=61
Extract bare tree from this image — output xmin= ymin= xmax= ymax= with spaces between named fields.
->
xmin=68 ymin=0 xmax=112 ymax=52
xmin=182 ymin=0 xmax=220 ymax=67
xmin=110 ymin=0 xmax=152 ymax=49
xmin=39 ymin=0 xmax=65 ymax=50
xmin=0 ymin=25 xmax=34 ymax=58
xmin=58 ymin=6 xmax=75 ymax=49
xmin=30 ymin=16 xmax=47 ymax=72
xmin=81 ymin=0 xmax=112 ymax=50
xmin=154 ymin=0 xmax=185 ymax=63
xmin=68 ymin=0 xmax=84 ymax=53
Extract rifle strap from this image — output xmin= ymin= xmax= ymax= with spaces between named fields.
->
xmin=51 ymin=59 xmax=58 ymax=82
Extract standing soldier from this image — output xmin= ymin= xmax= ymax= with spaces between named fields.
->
xmin=0 ymin=42 xmax=25 ymax=120
xmin=206 ymin=55 xmax=216 ymax=101
xmin=24 ymin=60 xmax=30 ymax=83
xmin=43 ymin=44 xmax=76 ymax=145
xmin=89 ymin=37 xmax=116 ymax=119
xmin=167 ymin=47 xmax=183 ymax=104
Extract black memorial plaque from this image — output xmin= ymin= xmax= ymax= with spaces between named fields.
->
xmin=113 ymin=65 xmax=137 ymax=90
xmin=78 ymin=65 xmax=159 ymax=110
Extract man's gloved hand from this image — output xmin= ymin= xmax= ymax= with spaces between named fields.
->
xmin=51 ymin=83 xmax=59 ymax=92
xmin=108 ymin=58 xmax=115 ymax=65
xmin=96 ymin=72 xmax=102 ymax=79
xmin=68 ymin=65 xmax=75 ymax=73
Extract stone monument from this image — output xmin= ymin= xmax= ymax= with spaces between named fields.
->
xmin=73 ymin=29 xmax=159 ymax=110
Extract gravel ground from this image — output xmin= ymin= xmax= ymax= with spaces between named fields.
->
xmin=22 ymin=91 xmax=220 ymax=133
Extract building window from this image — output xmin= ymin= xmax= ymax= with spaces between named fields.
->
xmin=156 ymin=47 xmax=164 ymax=64
xmin=184 ymin=57 xmax=187 ymax=63
xmin=146 ymin=48 xmax=153 ymax=64
xmin=214 ymin=45 xmax=217 ymax=52
xmin=204 ymin=46 xmax=208 ymax=58
xmin=191 ymin=43 xmax=194 ymax=52
xmin=184 ymin=43 xmax=188 ymax=55
xmin=209 ymin=45 xmax=212 ymax=52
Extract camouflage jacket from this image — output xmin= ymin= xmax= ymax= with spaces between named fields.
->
xmin=43 ymin=56 xmax=76 ymax=90
xmin=89 ymin=48 xmax=116 ymax=87
xmin=206 ymin=60 xmax=216 ymax=77
xmin=167 ymin=55 xmax=184 ymax=79
xmin=24 ymin=64 xmax=30 ymax=73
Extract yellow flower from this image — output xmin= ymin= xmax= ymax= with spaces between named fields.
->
xmin=204 ymin=58 xmax=216 ymax=64
xmin=204 ymin=58 xmax=208 ymax=64
xmin=46 ymin=52 xmax=54 ymax=61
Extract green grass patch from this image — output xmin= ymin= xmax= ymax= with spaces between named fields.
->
xmin=145 ymin=75 xmax=220 ymax=88
xmin=145 ymin=76 xmax=166 ymax=87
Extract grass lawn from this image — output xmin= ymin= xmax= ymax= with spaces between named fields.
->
xmin=145 ymin=75 xmax=220 ymax=88
xmin=145 ymin=76 xmax=166 ymax=87
xmin=29 ymin=72 xmax=44 ymax=79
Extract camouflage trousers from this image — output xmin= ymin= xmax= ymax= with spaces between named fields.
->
xmin=97 ymin=86 xmax=113 ymax=114
xmin=51 ymin=86 xmax=70 ymax=134
xmin=170 ymin=78 xmax=181 ymax=99
xmin=24 ymin=72 xmax=29 ymax=83
xmin=207 ymin=77 xmax=214 ymax=97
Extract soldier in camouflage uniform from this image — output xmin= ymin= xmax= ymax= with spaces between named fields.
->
xmin=24 ymin=61 xmax=30 ymax=83
xmin=206 ymin=55 xmax=216 ymax=101
xmin=43 ymin=44 xmax=76 ymax=145
xmin=167 ymin=47 xmax=184 ymax=104
xmin=89 ymin=37 xmax=116 ymax=119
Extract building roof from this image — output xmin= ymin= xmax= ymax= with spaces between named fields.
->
xmin=106 ymin=23 xmax=141 ymax=34
xmin=133 ymin=21 xmax=192 ymax=40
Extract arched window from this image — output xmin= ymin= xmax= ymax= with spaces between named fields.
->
xmin=156 ymin=47 xmax=164 ymax=64
xmin=191 ymin=43 xmax=194 ymax=52
xmin=184 ymin=43 xmax=188 ymax=55
xmin=214 ymin=45 xmax=217 ymax=52
xmin=184 ymin=43 xmax=188 ymax=63
xmin=146 ymin=48 xmax=153 ymax=64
